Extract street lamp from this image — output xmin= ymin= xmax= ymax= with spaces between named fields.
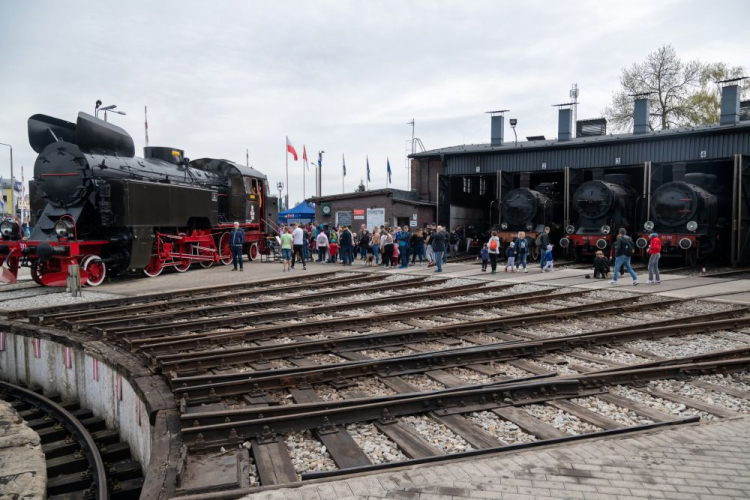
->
xmin=317 ymin=151 xmax=325 ymax=197
xmin=277 ymin=182 xmax=284 ymax=210
xmin=0 ymin=143 xmax=14 ymax=217
xmin=509 ymin=118 xmax=518 ymax=146
xmin=94 ymin=101 xmax=126 ymax=122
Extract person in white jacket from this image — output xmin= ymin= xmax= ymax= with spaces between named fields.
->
xmin=316 ymin=231 xmax=329 ymax=263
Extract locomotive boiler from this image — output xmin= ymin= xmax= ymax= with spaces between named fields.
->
xmin=559 ymin=173 xmax=638 ymax=257
xmin=496 ymin=182 xmax=562 ymax=258
xmin=636 ymin=172 xmax=725 ymax=264
xmin=0 ymin=112 xmax=278 ymax=286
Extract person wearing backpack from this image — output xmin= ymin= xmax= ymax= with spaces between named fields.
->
xmin=610 ymin=228 xmax=638 ymax=285
xmin=537 ymin=227 xmax=550 ymax=270
xmin=647 ymin=231 xmax=662 ymax=284
xmin=487 ymin=231 xmax=501 ymax=273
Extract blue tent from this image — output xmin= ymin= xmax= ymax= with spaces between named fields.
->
xmin=278 ymin=201 xmax=315 ymax=225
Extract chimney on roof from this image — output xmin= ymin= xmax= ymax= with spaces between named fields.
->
xmin=490 ymin=114 xmax=505 ymax=146
xmin=558 ymin=108 xmax=572 ymax=141
xmin=633 ymin=98 xmax=650 ymax=134
xmin=720 ymin=84 xmax=741 ymax=126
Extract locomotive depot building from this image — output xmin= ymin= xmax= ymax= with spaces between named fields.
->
xmin=310 ymin=188 xmax=436 ymax=230
xmin=410 ymin=82 xmax=750 ymax=265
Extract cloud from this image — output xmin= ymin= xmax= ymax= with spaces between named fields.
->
xmin=0 ymin=0 xmax=747 ymax=202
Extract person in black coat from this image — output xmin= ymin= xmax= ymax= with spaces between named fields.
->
xmin=593 ymin=250 xmax=610 ymax=279
xmin=229 ymin=222 xmax=245 ymax=271
xmin=339 ymin=227 xmax=353 ymax=265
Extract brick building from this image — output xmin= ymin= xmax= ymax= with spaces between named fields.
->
xmin=310 ymin=188 xmax=435 ymax=230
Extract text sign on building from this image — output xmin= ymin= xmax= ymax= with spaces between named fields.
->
xmin=366 ymin=208 xmax=385 ymax=230
xmin=336 ymin=211 xmax=353 ymax=228
xmin=353 ymin=209 xmax=365 ymax=220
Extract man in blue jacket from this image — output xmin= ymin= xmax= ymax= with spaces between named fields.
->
xmin=230 ymin=222 xmax=245 ymax=271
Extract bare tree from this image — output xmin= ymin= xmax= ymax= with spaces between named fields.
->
xmin=603 ymin=45 xmax=748 ymax=132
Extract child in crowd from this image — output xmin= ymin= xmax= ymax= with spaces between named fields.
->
xmin=479 ymin=243 xmax=489 ymax=272
xmin=328 ymin=241 xmax=339 ymax=263
xmin=541 ymin=244 xmax=554 ymax=272
xmin=505 ymin=242 xmax=515 ymax=272
xmin=392 ymin=245 xmax=400 ymax=267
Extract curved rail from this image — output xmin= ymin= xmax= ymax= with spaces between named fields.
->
xmin=0 ymin=380 xmax=109 ymax=499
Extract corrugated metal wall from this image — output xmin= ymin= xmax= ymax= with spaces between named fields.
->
xmin=445 ymin=129 xmax=750 ymax=175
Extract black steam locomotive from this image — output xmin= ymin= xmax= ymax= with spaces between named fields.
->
xmin=496 ymin=182 xmax=562 ymax=258
xmin=0 ymin=112 xmax=278 ymax=286
xmin=559 ymin=174 xmax=638 ymax=257
xmin=636 ymin=172 xmax=727 ymax=264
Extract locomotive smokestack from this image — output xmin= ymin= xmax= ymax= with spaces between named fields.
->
xmin=520 ymin=172 xmax=531 ymax=189
xmin=557 ymin=108 xmax=572 ymax=141
xmin=720 ymin=84 xmax=741 ymax=126
xmin=633 ymin=98 xmax=650 ymax=134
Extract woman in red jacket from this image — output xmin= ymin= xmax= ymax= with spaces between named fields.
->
xmin=647 ymin=232 xmax=662 ymax=284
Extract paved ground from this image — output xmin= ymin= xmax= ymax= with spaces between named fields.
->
xmin=0 ymin=399 xmax=46 ymax=499
xmin=240 ymin=417 xmax=750 ymax=500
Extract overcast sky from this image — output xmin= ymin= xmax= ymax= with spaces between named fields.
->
xmin=0 ymin=0 xmax=747 ymax=205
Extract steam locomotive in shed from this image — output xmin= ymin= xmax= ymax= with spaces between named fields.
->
xmin=0 ymin=112 xmax=279 ymax=286
xmin=496 ymin=181 xmax=563 ymax=259
xmin=559 ymin=173 xmax=639 ymax=258
xmin=636 ymin=171 xmax=729 ymax=265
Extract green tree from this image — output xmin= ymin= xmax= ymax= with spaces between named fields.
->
xmin=603 ymin=45 xmax=747 ymax=132
xmin=356 ymin=178 xmax=366 ymax=192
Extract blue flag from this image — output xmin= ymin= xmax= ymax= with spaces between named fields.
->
xmin=342 ymin=154 xmax=346 ymax=176
xmin=366 ymin=156 xmax=371 ymax=182
xmin=387 ymin=158 xmax=392 ymax=184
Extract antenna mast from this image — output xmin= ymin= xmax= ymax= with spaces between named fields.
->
xmin=569 ymin=84 xmax=579 ymax=137
xmin=144 ymin=106 xmax=149 ymax=147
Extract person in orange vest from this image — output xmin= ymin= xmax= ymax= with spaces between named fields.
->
xmin=647 ymin=231 xmax=662 ymax=284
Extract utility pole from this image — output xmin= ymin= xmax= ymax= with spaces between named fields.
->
xmin=144 ymin=106 xmax=149 ymax=147
xmin=246 ymin=149 xmax=249 ymax=168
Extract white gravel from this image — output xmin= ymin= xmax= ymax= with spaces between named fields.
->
xmin=345 ymin=423 xmax=407 ymax=463
xmin=648 ymin=380 xmax=750 ymax=415
xmin=313 ymin=384 xmax=344 ymax=401
xmin=623 ymin=334 xmax=749 ymax=359
xmin=521 ymin=403 xmax=602 ymax=435
xmin=0 ymin=290 xmax=122 ymax=311
xmin=525 ymin=359 xmax=577 ymax=375
xmin=609 ymin=385 xmax=716 ymax=421
xmin=571 ymin=396 xmax=654 ymax=426
xmin=285 ymin=430 xmax=337 ymax=476
xmin=486 ymin=362 xmax=532 ymax=379
xmin=340 ymin=377 xmax=396 ymax=398
xmin=308 ymin=353 xmax=346 ymax=365
xmin=466 ymin=411 xmax=536 ymax=443
xmin=447 ymin=367 xmax=495 ymax=385
xmin=401 ymin=415 xmax=473 ymax=454
xmin=400 ymin=374 xmax=445 ymax=392
xmin=699 ymin=373 xmax=750 ymax=393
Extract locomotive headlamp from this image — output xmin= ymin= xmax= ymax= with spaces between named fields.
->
xmin=600 ymin=225 xmax=611 ymax=235
xmin=0 ymin=219 xmax=18 ymax=238
xmin=686 ymin=221 xmax=698 ymax=232
xmin=500 ymin=222 xmax=508 ymax=230
xmin=644 ymin=221 xmax=655 ymax=231
xmin=565 ymin=225 xmax=575 ymax=235
xmin=526 ymin=222 xmax=534 ymax=231
xmin=54 ymin=219 xmax=75 ymax=239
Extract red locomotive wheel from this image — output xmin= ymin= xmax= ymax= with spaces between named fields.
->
xmin=174 ymin=258 xmax=191 ymax=273
xmin=30 ymin=265 xmax=44 ymax=286
xmin=143 ymin=256 xmax=164 ymax=277
xmin=81 ymin=255 xmax=107 ymax=287
xmin=247 ymin=242 xmax=259 ymax=261
xmin=218 ymin=233 xmax=234 ymax=265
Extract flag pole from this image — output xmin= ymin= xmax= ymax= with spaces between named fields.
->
xmin=303 ymin=156 xmax=306 ymax=201
xmin=285 ymin=137 xmax=289 ymax=211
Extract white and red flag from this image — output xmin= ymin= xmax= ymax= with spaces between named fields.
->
xmin=302 ymin=145 xmax=309 ymax=171
xmin=64 ymin=347 xmax=73 ymax=369
xmin=32 ymin=338 xmax=41 ymax=358
xmin=92 ymin=358 xmax=100 ymax=381
xmin=116 ymin=374 xmax=123 ymax=401
xmin=286 ymin=137 xmax=298 ymax=161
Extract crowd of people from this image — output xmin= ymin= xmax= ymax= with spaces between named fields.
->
xmin=264 ymin=222 xmax=663 ymax=284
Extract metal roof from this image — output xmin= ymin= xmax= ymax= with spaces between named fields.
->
xmin=410 ymin=120 xmax=750 ymax=175
xmin=310 ymin=188 xmax=434 ymax=206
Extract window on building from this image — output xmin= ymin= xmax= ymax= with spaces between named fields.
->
xmin=463 ymin=177 xmax=471 ymax=194
xmin=479 ymin=178 xmax=486 ymax=196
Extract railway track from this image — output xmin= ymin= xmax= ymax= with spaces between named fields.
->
xmin=7 ymin=271 xmax=750 ymax=497
xmin=0 ymin=381 xmax=143 ymax=499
